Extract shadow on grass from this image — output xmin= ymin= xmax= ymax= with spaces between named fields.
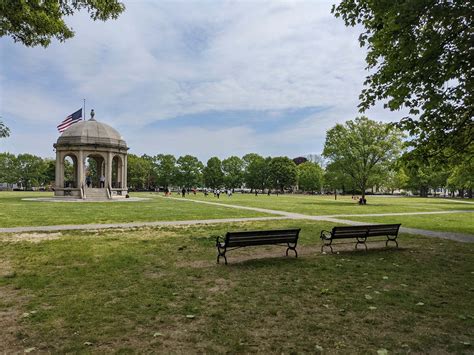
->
xmin=323 ymin=246 xmax=409 ymax=257
xmin=217 ymin=254 xmax=302 ymax=268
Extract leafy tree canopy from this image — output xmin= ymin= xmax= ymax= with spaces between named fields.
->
xmin=323 ymin=116 xmax=404 ymax=198
xmin=268 ymin=157 xmax=297 ymax=192
xmin=203 ymin=157 xmax=224 ymax=189
xmin=0 ymin=0 xmax=125 ymax=47
xmin=297 ymin=161 xmax=323 ymax=193
xmin=0 ymin=120 xmax=10 ymax=138
xmin=222 ymin=156 xmax=244 ymax=189
xmin=333 ymin=0 xmax=473 ymax=158
xmin=176 ymin=155 xmax=203 ymax=188
xmin=243 ymin=154 xmax=270 ymax=191
xmin=154 ymin=154 xmax=176 ymax=189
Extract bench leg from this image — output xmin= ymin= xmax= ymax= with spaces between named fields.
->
xmin=321 ymin=239 xmax=333 ymax=253
xmin=355 ymin=237 xmax=368 ymax=251
xmin=217 ymin=247 xmax=228 ymax=265
xmin=386 ymin=236 xmax=398 ymax=248
xmin=286 ymin=244 xmax=298 ymax=258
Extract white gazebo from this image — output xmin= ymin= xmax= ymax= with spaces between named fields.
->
xmin=53 ymin=116 xmax=129 ymax=200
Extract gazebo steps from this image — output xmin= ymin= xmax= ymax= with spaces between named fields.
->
xmin=84 ymin=188 xmax=109 ymax=200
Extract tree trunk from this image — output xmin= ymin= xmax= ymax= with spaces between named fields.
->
xmin=420 ymin=187 xmax=428 ymax=197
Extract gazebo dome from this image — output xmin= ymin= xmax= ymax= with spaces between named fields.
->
xmin=56 ymin=119 xmax=127 ymax=149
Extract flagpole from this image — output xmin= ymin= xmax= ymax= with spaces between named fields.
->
xmin=83 ymin=99 xmax=86 ymax=120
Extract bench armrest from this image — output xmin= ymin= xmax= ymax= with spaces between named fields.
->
xmin=320 ymin=230 xmax=332 ymax=240
xmin=216 ymin=235 xmax=225 ymax=247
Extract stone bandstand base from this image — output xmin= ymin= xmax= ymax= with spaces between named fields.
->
xmin=22 ymin=196 xmax=149 ymax=203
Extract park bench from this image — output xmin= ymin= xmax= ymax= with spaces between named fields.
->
xmin=320 ymin=224 xmax=401 ymax=253
xmin=216 ymin=229 xmax=301 ymax=264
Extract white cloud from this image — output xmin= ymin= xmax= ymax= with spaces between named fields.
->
xmin=0 ymin=0 xmax=409 ymax=159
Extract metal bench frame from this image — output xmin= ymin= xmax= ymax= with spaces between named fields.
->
xmin=216 ymin=229 xmax=301 ymax=265
xmin=320 ymin=224 xmax=401 ymax=253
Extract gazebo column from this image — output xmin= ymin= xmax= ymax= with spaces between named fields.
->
xmin=123 ymin=154 xmax=128 ymax=190
xmin=106 ymin=152 xmax=113 ymax=189
xmin=55 ymin=151 xmax=64 ymax=189
xmin=77 ymin=151 xmax=84 ymax=189
xmin=115 ymin=156 xmax=122 ymax=188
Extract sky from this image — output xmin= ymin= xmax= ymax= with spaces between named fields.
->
xmin=0 ymin=0 xmax=406 ymax=162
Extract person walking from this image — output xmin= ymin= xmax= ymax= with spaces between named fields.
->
xmin=100 ymin=174 xmax=105 ymax=188
xmin=182 ymin=187 xmax=186 ymax=198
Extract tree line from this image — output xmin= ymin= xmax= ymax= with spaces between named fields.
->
xmin=0 ymin=117 xmax=472 ymax=196
xmin=127 ymin=153 xmax=324 ymax=194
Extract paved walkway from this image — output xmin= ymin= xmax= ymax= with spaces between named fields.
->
xmin=1 ymin=196 xmax=473 ymax=243
xmin=0 ymin=216 xmax=289 ymax=234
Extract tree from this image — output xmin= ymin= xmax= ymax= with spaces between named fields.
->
xmin=402 ymin=157 xmax=449 ymax=197
xmin=154 ymin=154 xmax=177 ymax=189
xmin=0 ymin=120 xmax=10 ymax=138
xmin=176 ymin=155 xmax=203 ymax=188
xmin=332 ymin=0 xmax=473 ymax=159
xmin=127 ymin=154 xmax=148 ymax=190
xmin=243 ymin=154 xmax=270 ymax=191
xmin=203 ymin=157 xmax=224 ymax=189
xmin=297 ymin=162 xmax=323 ymax=193
xmin=1 ymin=1 xmax=125 ymax=47
xmin=222 ymin=156 xmax=244 ymax=189
xmin=323 ymin=161 xmax=356 ymax=194
xmin=447 ymin=159 xmax=474 ymax=198
xmin=381 ymin=167 xmax=409 ymax=195
xmin=15 ymin=153 xmax=45 ymax=189
xmin=141 ymin=154 xmax=157 ymax=190
xmin=0 ymin=152 xmax=17 ymax=184
xmin=43 ymin=158 xmax=56 ymax=186
xmin=268 ymin=157 xmax=297 ymax=192
xmin=323 ymin=116 xmax=404 ymax=200
xmin=306 ymin=154 xmax=326 ymax=168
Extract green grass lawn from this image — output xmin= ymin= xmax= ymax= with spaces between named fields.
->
xmin=348 ymin=213 xmax=474 ymax=235
xmin=0 ymin=192 xmax=271 ymax=228
xmin=1 ymin=220 xmax=473 ymax=353
xmin=2 ymin=192 xmax=473 ymax=235
xmin=188 ymin=193 xmax=474 ymax=216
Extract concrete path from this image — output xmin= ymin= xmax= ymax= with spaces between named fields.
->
xmin=1 ymin=195 xmax=473 ymax=243
xmin=0 ymin=216 xmax=289 ymax=234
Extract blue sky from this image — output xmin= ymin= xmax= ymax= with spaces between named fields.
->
xmin=0 ymin=0 xmax=405 ymax=161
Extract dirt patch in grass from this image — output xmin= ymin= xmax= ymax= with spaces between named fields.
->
xmin=208 ymin=278 xmax=236 ymax=294
xmin=0 ymin=258 xmax=16 ymax=278
xmin=0 ymin=232 xmax=63 ymax=243
xmin=0 ymin=286 xmax=29 ymax=353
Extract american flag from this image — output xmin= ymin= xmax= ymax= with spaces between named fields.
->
xmin=57 ymin=108 xmax=82 ymax=133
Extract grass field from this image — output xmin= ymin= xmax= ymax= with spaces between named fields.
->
xmin=1 ymin=220 xmax=473 ymax=353
xmin=187 ymin=193 xmax=474 ymax=216
xmin=0 ymin=192 xmax=270 ymax=228
xmin=1 ymin=192 xmax=473 ymax=235
xmin=348 ymin=213 xmax=474 ymax=235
